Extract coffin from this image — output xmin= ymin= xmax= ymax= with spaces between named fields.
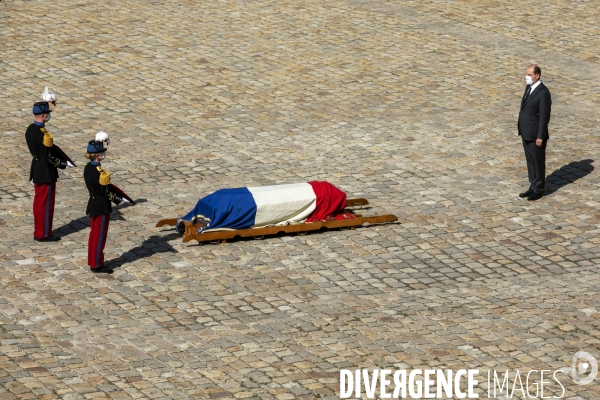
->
xmin=176 ymin=181 xmax=351 ymax=233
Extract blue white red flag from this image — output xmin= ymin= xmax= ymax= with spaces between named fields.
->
xmin=177 ymin=181 xmax=349 ymax=233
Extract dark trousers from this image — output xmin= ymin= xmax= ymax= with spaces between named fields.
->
xmin=522 ymin=138 xmax=547 ymax=194
xmin=33 ymin=182 xmax=56 ymax=239
xmin=88 ymin=214 xmax=110 ymax=268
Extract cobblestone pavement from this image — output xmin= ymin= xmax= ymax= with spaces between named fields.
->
xmin=2 ymin=0 xmax=600 ymax=398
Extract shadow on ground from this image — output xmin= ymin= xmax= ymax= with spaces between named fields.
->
xmin=108 ymin=233 xmax=180 ymax=269
xmin=545 ymin=159 xmax=594 ymax=196
xmin=54 ymin=198 xmax=147 ymax=238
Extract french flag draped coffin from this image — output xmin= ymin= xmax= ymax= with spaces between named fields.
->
xmin=176 ymin=181 xmax=351 ymax=233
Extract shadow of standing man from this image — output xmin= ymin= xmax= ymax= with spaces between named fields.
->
xmin=544 ymin=159 xmax=594 ymax=196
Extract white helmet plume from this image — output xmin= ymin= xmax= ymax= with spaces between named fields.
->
xmin=95 ymin=131 xmax=110 ymax=146
xmin=41 ymin=87 xmax=56 ymax=106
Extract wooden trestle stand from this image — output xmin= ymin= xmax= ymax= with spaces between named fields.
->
xmin=156 ymin=198 xmax=397 ymax=244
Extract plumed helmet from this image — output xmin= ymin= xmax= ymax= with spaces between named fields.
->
xmin=32 ymin=101 xmax=52 ymax=115
xmin=87 ymin=140 xmax=107 ymax=154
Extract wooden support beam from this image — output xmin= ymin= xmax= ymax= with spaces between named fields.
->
xmin=182 ymin=214 xmax=398 ymax=243
xmin=346 ymin=198 xmax=369 ymax=207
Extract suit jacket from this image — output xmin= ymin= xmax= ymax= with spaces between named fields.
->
xmin=518 ymin=82 xmax=552 ymax=141
xmin=84 ymin=162 xmax=112 ymax=216
xmin=25 ymin=123 xmax=66 ymax=183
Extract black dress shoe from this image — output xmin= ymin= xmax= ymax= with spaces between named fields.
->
xmin=90 ymin=266 xmax=114 ymax=274
xmin=519 ymin=190 xmax=533 ymax=198
xmin=527 ymin=192 xmax=543 ymax=201
xmin=34 ymin=235 xmax=61 ymax=242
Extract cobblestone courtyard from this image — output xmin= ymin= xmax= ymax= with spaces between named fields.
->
xmin=2 ymin=0 xmax=600 ymax=398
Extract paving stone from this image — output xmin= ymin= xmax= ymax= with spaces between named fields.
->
xmin=2 ymin=0 xmax=600 ymax=398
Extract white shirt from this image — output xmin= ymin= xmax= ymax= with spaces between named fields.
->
xmin=529 ymin=79 xmax=542 ymax=95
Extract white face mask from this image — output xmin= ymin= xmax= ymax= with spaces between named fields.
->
xmin=525 ymin=76 xmax=533 ymax=86
xmin=44 ymin=114 xmax=51 ymax=123
xmin=100 ymin=153 xmax=106 ymax=161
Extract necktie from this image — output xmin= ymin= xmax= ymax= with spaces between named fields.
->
xmin=524 ymin=85 xmax=531 ymax=101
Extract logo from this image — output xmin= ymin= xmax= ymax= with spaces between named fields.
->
xmin=572 ymin=351 xmax=598 ymax=385
xmin=339 ymin=351 xmax=598 ymax=398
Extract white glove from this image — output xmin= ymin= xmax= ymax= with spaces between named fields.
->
xmin=66 ymin=161 xmax=75 ymax=168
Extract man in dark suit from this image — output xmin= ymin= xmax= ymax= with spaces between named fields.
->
xmin=518 ymin=64 xmax=552 ymax=201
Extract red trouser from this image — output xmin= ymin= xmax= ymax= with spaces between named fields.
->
xmin=33 ymin=182 xmax=56 ymax=239
xmin=88 ymin=214 xmax=110 ymax=268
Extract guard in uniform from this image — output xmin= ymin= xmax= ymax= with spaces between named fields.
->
xmin=25 ymin=101 xmax=69 ymax=241
xmin=84 ymin=134 xmax=125 ymax=274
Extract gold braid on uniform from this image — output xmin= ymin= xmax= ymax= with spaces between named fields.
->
xmin=41 ymin=127 xmax=53 ymax=147
xmin=41 ymin=127 xmax=61 ymax=166
xmin=49 ymin=155 xmax=62 ymax=167
xmin=97 ymin=166 xmax=111 ymax=185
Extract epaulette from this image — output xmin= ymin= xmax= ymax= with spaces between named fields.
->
xmin=41 ymin=127 xmax=53 ymax=147
xmin=97 ymin=166 xmax=111 ymax=186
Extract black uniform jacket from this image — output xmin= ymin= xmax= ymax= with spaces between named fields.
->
xmin=517 ymin=82 xmax=552 ymax=142
xmin=84 ymin=162 xmax=112 ymax=217
xmin=25 ymin=123 xmax=66 ymax=183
